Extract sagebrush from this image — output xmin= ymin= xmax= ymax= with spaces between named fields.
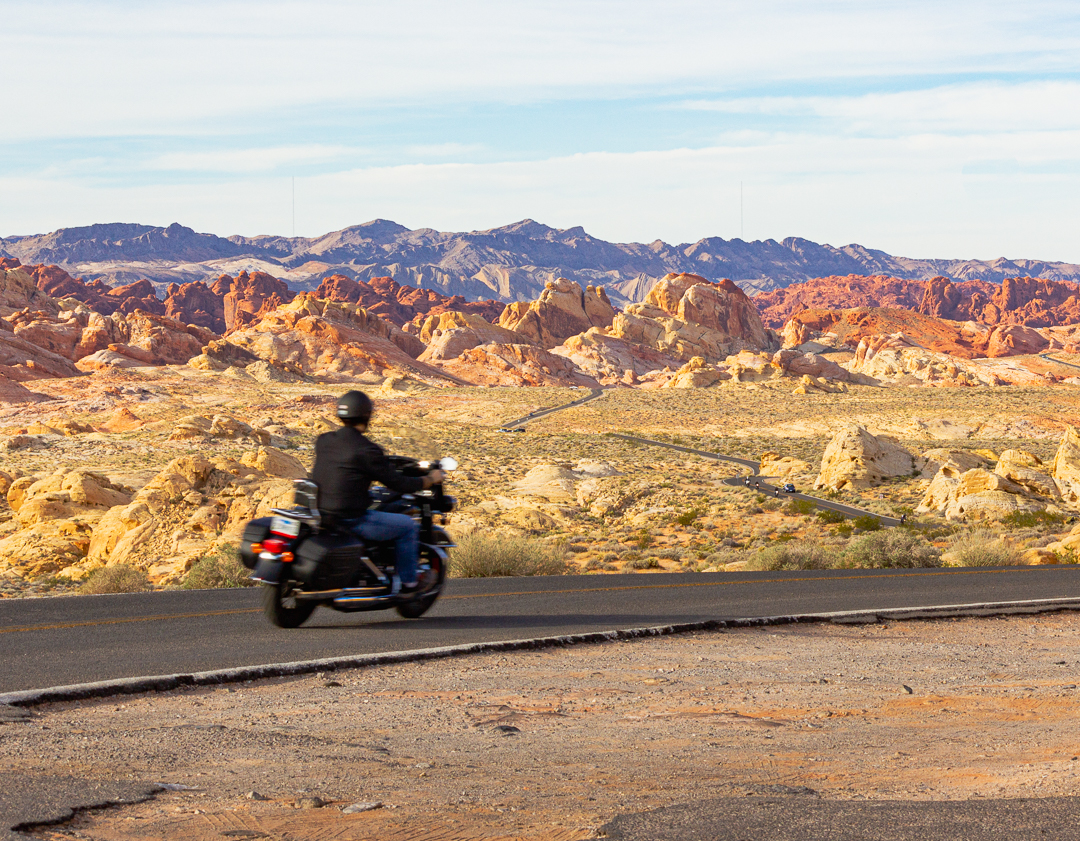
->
xmin=181 ymin=548 xmax=256 ymax=589
xmin=79 ymin=565 xmax=151 ymax=595
xmin=450 ymin=533 xmax=568 ymax=577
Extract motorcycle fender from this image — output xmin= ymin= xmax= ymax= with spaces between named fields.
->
xmin=421 ymin=543 xmax=451 ymax=567
xmin=250 ymin=557 xmax=284 ymax=585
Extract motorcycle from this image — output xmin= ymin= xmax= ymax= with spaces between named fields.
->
xmin=238 ymin=429 xmax=458 ymax=627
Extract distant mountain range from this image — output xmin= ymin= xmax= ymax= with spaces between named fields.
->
xmin=3 ymin=219 xmax=1079 ymax=305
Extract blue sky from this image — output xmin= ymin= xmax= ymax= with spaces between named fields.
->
xmin=3 ymin=0 xmax=1080 ymax=260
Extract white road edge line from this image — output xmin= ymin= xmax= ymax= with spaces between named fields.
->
xmin=4 ymin=597 xmax=1080 ymax=708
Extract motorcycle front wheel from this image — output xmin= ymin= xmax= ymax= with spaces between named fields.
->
xmin=263 ymin=580 xmax=316 ymax=628
xmin=395 ymin=552 xmax=446 ymax=619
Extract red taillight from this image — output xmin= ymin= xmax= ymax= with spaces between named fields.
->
xmin=262 ymin=537 xmax=287 ymax=554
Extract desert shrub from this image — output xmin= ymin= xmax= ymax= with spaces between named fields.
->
xmin=946 ymin=530 xmax=1024 ymax=567
xmin=838 ymin=529 xmax=941 ymax=569
xmin=652 ymin=547 xmax=684 ymax=560
xmin=746 ymin=542 xmax=839 ymax=571
xmin=567 ymin=544 xmax=591 ymax=554
xmin=675 ymin=507 xmax=703 ymax=527
xmin=80 ymin=564 xmax=151 ymax=595
xmin=450 ymin=533 xmax=568 ymax=577
xmin=585 ymin=558 xmax=618 ymax=571
xmin=1001 ymin=510 xmax=1067 ymax=530
xmin=760 ymin=499 xmax=781 ymax=512
xmin=634 ymin=529 xmax=653 ymax=549
xmin=853 ymin=514 xmax=883 ymax=532
xmin=181 ymin=548 xmax=256 ymax=589
xmin=816 ymin=508 xmax=846 ymax=524
xmin=833 ymin=522 xmax=853 ymax=537
xmin=624 ymin=555 xmax=661 ymax=570
xmin=785 ymin=499 xmax=815 ymax=516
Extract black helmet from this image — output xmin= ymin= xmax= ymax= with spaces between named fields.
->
xmin=336 ymin=390 xmax=373 ymax=425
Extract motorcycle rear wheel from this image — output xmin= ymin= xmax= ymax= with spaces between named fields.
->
xmin=263 ymin=580 xmax=316 ymax=628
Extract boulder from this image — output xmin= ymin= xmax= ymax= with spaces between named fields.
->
xmin=240 ymin=446 xmax=307 ymax=480
xmin=995 ymin=449 xmax=1059 ymax=500
xmin=814 ymin=425 xmax=915 ymax=491
xmin=792 ymin=374 xmax=847 ymax=394
xmin=662 ymin=357 xmax=730 ymax=388
xmin=772 ymin=349 xmax=851 ymax=381
xmin=916 ymin=448 xmax=987 ymax=479
xmin=1052 ymin=425 xmax=1080 ymax=506
xmin=760 ymin=452 xmax=811 ymax=479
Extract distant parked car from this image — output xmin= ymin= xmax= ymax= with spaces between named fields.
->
xmin=783 ymin=483 xmax=796 ymax=493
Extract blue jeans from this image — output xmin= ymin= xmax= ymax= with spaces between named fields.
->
xmin=344 ymin=510 xmax=420 ymax=586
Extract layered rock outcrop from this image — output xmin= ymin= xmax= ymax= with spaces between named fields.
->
xmin=814 ymin=425 xmax=915 ymax=491
xmin=315 ymin=274 xmax=504 ymax=327
xmin=412 ymin=311 xmax=525 ymax=362
xmin=755 ymin=274 xmax=928 ymax=329
xmin=435 ymin=343 xmax=600 ymax=388
xmin=605 ymin=274 xmax=772 ymax=363
xmin=919 ymin=275 xmax=1080 ymax=328
xmin=550 ymin=330 xmax=683 ymax=386
xmin=498 ymin=277 xmax=616 ymax=349
xmin=223 ymin=294 xmax=452 ymax=384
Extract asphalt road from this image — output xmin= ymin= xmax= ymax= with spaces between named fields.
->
xmin=608 ymin=432 xmax=902 ymax=525
xmin=500 ymin=387 xmax=604 ymax=429
xmin=4 ymin=567 xmax=1080 ymax=696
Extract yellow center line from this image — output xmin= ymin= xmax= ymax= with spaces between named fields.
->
xmin=2 ymin=566 xmax=1065 ymax=635
xmin=0 ymin=608 xmax=262 ymax=636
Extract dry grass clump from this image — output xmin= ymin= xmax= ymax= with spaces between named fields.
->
xmin=79 ymin=564 xmax=152 ymax=594
xmin=836 ymin=529 xmax=941 ymax=569
xmin=946 ymin=530 xmax=1024 ymax=567
xmin=746 ymin=543 xmax=838 ymax=571
xmin=181 ymin=548 xmax=256 ymax=589
xmin=747 ymin=529 xmax=941 ymax=571
xmin=451 ymin=533 xmax=568 ymax=578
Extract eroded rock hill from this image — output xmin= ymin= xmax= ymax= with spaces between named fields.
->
xmin=758 ymin=273 xmax=1080 ymax=331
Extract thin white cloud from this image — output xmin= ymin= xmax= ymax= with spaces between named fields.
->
xmin=3 ymin=1 xmax=1080 ymax=140
xmin=683 ymin=81 xmax=1080 ymax=135
xmin=144 ymin=145 xmax=361 ymax=173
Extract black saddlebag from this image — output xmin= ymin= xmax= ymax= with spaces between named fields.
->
xmin=292 ymin=532 xmax=366 ymax=591
xmin=239 ymin=517 xmax=274 ymax=569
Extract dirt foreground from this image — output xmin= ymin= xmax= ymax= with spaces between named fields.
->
xmin=5 ymin=612 xmax=1080 ymax=840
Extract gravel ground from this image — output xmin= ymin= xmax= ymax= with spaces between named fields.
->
xmin=5 ymin=612 xmax=1080 ymax=840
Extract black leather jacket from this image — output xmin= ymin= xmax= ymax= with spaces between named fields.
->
xmin=310 ymin=425 xmax=424 ymax=519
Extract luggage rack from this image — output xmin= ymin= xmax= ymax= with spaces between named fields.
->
xmin=270 ymin=479 xmax=322 ymax=531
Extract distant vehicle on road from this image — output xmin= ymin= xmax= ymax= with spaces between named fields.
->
xmin=783 ymin=483 xmax=796 ymax=493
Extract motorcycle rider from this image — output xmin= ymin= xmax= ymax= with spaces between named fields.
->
xmin=310 ymin=390 xmax=444 ymax=594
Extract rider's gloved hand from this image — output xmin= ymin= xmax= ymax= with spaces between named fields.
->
xmin=422 ymin=469 xmax=445 ymax=489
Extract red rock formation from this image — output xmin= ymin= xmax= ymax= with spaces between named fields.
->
xmin=164 ymin=281 xmax=225 ymax=332
xmin=919 ymin=276 xmax=1080 ymax=328
xmin=106 ymin=279 xmax=165 ymax=316
xmin=314 ymin=275 xmax=503 ymax=327
xmin=755 ymin=275 xmax=929 ymax=329
xmin=216 ymin=270 xmax=295 ymax=333
xmin=435 ymin=342 xmax=600 ymax=388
